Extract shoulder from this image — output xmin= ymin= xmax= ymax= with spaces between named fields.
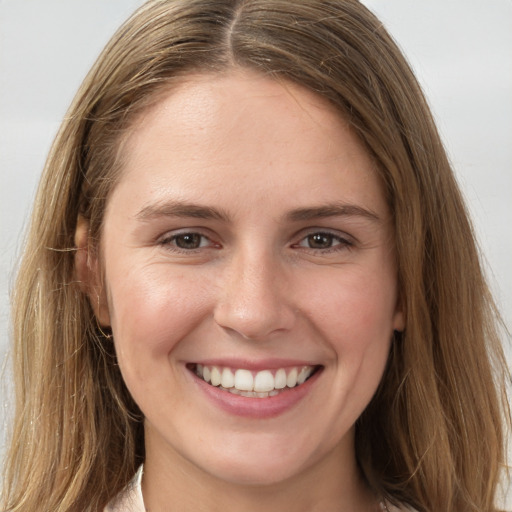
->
xmin=104 ymin=466 xmax=145 ymax=512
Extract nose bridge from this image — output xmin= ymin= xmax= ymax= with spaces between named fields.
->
xmin=214 ymin=244 xmax=294 ymax=339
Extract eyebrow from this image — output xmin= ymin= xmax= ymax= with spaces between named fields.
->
xmin=285 ymin=203 xmax=381 ymax=223
xmin=136 ymin=200 xmax=230 ymax=222
xmin=135 ymin=199 xmax=381 ymax=223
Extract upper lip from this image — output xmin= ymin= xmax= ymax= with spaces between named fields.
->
xmin=186 ymin=358 xmax=321 ymax=371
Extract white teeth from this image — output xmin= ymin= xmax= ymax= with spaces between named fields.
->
xmin=274 ymin=368 xmax=287 ymax=389
xmin=234 ymin=369 xmax=253 ymax=391
xmin=286 ymin=368 xmax=298 ymax=388
xmin=221 ymin=368 xmax=234 ymax=388
xmin=194 ymin=364 xmax=317 ymax=396
xmin=210 ymin=367 xmax=221 ymax=387
xmin=253 ymin=370 xmax=274 ymax=392
xmin=297 ymin=366 xmax=312 ymax=385
xmin=225 ymin=387 xmax=280 ymax=398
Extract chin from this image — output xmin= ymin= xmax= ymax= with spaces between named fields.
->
xmin=206 ymin=460 xmax=302 ymax=487
xmin=192 ymin=438 xmax=320 ymax=487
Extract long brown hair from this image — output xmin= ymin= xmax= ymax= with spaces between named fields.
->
xmin=2 ymin=1 xmax=508 ymax=510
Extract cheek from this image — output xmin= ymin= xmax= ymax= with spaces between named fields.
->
xmin=106 ymin=264 xmax=213 ymax=362
xmin=300 ymin=265 xmax=398 ymax=351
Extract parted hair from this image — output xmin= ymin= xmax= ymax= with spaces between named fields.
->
xmin=2 ymin=1 xmax=508 ymax=511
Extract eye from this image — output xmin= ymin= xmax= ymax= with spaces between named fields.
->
xmin=159 ymin=231 xmax=216 ymax=251
xmin=294 ymin=231 xmax=353 ymax=252
xmin=173 ymin=233 xmax=205 ymax=249
xmin=305 ymin=233 xmax=337 ymax=249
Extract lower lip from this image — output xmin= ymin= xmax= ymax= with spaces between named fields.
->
xmin=188 ymin=367 xmax=322 ymax=419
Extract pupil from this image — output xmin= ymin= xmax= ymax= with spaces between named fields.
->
xmin=176 ymin=233 xmax=201 ymax=249
xmin=308 ymin=233 xmax=332 ymax=249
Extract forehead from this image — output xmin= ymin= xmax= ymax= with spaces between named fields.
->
xmin=111 ymin=69 xmax=386 ymax=218
xmin=127 ymin=71 xmax=345 ymax=141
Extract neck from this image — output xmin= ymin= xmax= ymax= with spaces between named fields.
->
xmin=141 ymin=428 xmax=379 ymax=512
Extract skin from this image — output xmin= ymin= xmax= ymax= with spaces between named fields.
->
xmin=79 ymin=69 xmax=404 ymax=511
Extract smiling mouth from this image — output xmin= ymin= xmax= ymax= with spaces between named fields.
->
xmin=188 ymin=364 xmax=321 ymax=398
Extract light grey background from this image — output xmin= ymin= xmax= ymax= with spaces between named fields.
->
xmin=1 ymin=0 xmax=511 ymax=505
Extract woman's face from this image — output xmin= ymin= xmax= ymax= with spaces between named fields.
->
xmin=93 ymin=70 xmax=404 ymax=486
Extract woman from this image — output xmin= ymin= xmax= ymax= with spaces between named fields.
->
xmin=2 ymin=1 xmax=508 ymax=511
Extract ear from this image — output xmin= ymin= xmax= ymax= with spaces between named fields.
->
xmin=392 ymin=295 xmax=405 ymax=333
xmin=74 ymin=216 xmax=111 ymax=327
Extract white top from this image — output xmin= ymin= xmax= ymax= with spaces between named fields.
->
xmin=104 ymin=465 xmax=412 ymax=512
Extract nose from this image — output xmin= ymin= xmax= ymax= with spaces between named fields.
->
xmin=213 ymin=249 xmax=296 ymax=340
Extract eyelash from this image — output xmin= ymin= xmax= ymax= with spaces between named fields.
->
xmin=293 ymin=231 xmax=353 ymax=253
xmin=158 ymin=230 xmax=353 ymax=254
xmin=158 ymin=231 xmax=217 ymax=252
